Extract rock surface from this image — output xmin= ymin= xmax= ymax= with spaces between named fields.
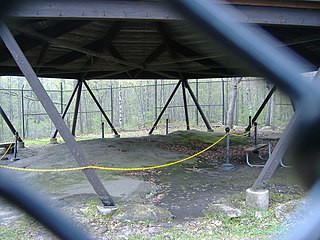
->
xmin=274 ymin=199 xmax=305 ymax=221
xmin=205 ymin=203 xmax=243 ymax=219
xmin=113 ymin=203 xmax=173 ymax=222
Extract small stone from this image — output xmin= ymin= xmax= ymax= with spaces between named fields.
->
xmin=254 ymin=211 xmax=263 ymax=219
xmin=274 ymin=199 xmax=305 ymax=221
xmin=205 ymin=203 xmax=243 ymax=219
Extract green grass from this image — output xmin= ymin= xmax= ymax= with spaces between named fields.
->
xmin=125 ymin=209 xmax=281 ymax=240
xmin=0 ymin=216 xmax=43 ymax=240
xmin=24 ymin=138 xmax=51 ymax=146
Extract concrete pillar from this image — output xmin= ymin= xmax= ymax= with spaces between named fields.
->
xmin=246 ymin=188 xmax=269 ymax=210
xmin=50 ymin=137 xmax=58 ymax=144
xmin=17 ymin=141 xmax=25 ymax=149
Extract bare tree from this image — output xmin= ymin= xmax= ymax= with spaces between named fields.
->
xmin=244 ymin=78 xmax=253 ymax=117
xmin=226 ymin=77 xmax=242 ymax=128
xmin=118 ymin=82 xmax=123 ymax=128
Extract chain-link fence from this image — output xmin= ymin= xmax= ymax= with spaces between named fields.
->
xmin=0 ymin=76 xmax=294 ymax=141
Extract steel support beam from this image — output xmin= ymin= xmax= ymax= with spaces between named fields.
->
xmin=245 ymin=85 xmax=276 ymax=132
xmin=71 ymin=80 xmax=83 ymax=136
xmin=83 ymin=81 xmax=119 ymax=137
xmin=252 ymin=68 xmax=320 ymax=189
xmin=181 ymin=79 xmax=190 ymax=130
xmin=149 ymin=80 xmax=182 ymax=135
xmin=52 ymin=81 xmax=80 ymax=139
xmin=0 ymin=105 xmax=23 ymax=142
xmin=251 ymin=114 xmax=296 ymax=189
xmin=0 ymin=21 xmax=115 ymax=206
xmin=184 ymin=80 xmax=213 ymax=132
xmin=7 ymin=1 xmax=320 ymax=27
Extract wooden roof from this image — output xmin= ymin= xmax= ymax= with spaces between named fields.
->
xmin=1 ymin=0 xmax=320 ymax=80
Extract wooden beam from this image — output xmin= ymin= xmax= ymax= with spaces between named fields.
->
xmin=11 ymin=24 xmax=142 ymax=69
xmin=44 ymin=21 xmax=126 ymax=68
xmin=0 ymin=20 xmax=91 ymax=63
xmin=6 ymin=0 xmax=320 ymax=26
xmin=35 ymin=42 xmax=50 ymax=74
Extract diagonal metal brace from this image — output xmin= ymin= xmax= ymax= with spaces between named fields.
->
xmin=0 ymin=21 xmax=115 ymax=206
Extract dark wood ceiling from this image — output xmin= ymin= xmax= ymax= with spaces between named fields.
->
xmin=1 ymin=0 xmax=320 ymax=80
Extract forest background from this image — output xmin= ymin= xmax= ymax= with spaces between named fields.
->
xmin=0 ymin=75 xmax=304 ymax=142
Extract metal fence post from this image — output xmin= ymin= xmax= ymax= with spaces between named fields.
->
xmin=21 ymin=85 xmax=25 ymax=139
xmin=196 ymin=79 xmax=199 ymax=125
xmin=155 ymin=80 xmax=158 ymax=121
xmin=60 ymin=81 xmax=63 ymax=114
xmin=166 ymin=118 xmax=169 ymax=135
xmin=221 ymin=79 xmax=225 ymax=125
xmin=110 ymin=84 xmax=114 ymax=127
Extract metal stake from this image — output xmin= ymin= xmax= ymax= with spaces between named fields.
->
xmin=247 ymin=116 xmax=252 ymax=137
xmin=166 ymin=118 xmax=169 ymax=135
xmin=101 ymin=122 xmax=105 ymax=139
xmin=219 ymin=127 xmax=236 ymax=171
xmin=254 ymin=122 xmax=258 ymax=145
xmin=11 ymin=132 xmax=19 ymax=162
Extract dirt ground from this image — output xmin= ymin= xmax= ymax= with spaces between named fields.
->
xmin=0 ymin=130 xmax=306 ymax=239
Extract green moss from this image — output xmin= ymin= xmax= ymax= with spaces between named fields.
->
xmin=166 ymin=130 xmax=249 ymax=148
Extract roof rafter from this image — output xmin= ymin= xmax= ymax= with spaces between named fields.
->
xmin=169 ymin=39 xmax=226 ymax=70
xmin=131 ymin=43 xmax=167 ymax=78
xmin=11 ymin=24 xmax=142 ymax=69
xmin=0 ymin=20 xmax=91 ymax=63
xmin=78 ymin=21 xmax=127 ymax=80
xmin=45 ymin=21 xmax=127 ymax=68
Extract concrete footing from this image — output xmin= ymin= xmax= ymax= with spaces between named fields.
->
xmin=219 ymin=163 xmax=236 ymax=172
xmin=97 ymin=205 xmax=118 ymax=216
xmin=50 ymin=137 xmax=58 ymax=144
xmin=17 ymin=142 xmax=25 ymax=149
xmin=246 ymin=188 xmax=269 ymax=210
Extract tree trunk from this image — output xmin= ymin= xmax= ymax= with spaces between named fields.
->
xmin=226 ymin=77 xmax=242 ymax=128
xmin=245 ymin=78 xmax=253 ymax=117
xmin=118 ymin=82 xmax=123 ymax=128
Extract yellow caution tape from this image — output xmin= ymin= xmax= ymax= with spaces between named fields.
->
xmin=0 ymin=142 xmax=13 ymax=161
xmin=0 ymin=130 xmax=252 ymax=173
xmin=0 ymin=133 xmax=230 ymax=172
